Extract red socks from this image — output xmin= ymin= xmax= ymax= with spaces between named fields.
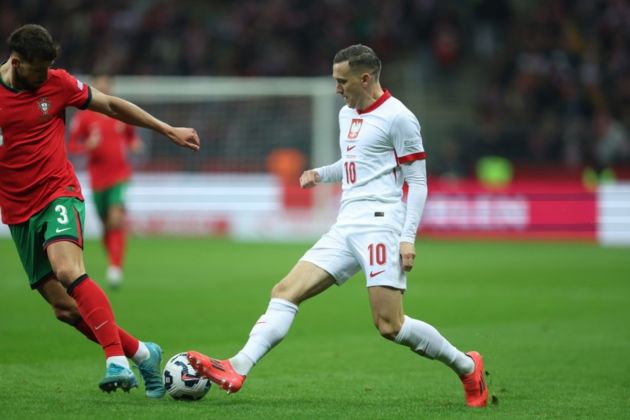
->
xmin=73 ymin=319 xmax=140 ymax=358
xmin=67 ymin=275 xmax=125 ymax=358
xmin=104 ymin=228 xmax=126 ymax=268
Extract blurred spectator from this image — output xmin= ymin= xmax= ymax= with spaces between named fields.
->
xmin=3 ymin=0 xmax=629 ymax=176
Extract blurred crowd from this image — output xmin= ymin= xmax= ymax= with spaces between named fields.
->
xmin=465 ymin=0 xmax=630 ymax=179
xmin=2 ymin=0 xmax=629 ymax=177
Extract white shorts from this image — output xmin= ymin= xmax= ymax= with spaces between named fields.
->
xmin=300 ymin=223 xmax=406 ymax=289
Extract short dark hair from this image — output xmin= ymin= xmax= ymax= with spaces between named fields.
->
xmin=7 ymin=24 xmax=59 ymax=63
xmin=333 ymin=44 xmax=381 ymax=80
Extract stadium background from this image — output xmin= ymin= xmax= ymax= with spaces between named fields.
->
xmin=2 ymin=0 xmax=629 ymax=244
xmin=1 ymin=2 xmax=630 ymax=418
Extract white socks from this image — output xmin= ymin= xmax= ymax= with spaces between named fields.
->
xmin=106 ymin=341 xmax=149 ymax=369
xmin=395 ymin=315 xmax=474 ymax=376
xmin=132 ymin=341 xmax=150 ymax=365
xmin=227 ymin=302 xmax=472 ymax=378
xmin=230 ymin=298 xmax=298 ymax=376
xmin=106 ymin=355 xmax=130 ymax=369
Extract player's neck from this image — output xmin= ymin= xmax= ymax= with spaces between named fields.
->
xmin=0 ymin=61 xmax=11 ymax=88
xmin=0 ymin=62 xmax=20 ymax=91
xmin=357 ymin=86 xmax=385 ymax=112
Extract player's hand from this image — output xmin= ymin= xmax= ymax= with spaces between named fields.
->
xmin=400 ymin=241 xmax=416 ymax=272
xmin=300 ymin=170 xmax=321 ymax=189
xmin=168 ymin=127 xmax=200 ymax=151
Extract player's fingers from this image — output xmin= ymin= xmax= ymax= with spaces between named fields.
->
xmin=402 ymin=254 xmax=414 ymax=272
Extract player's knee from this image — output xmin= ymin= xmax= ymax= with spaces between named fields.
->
xmin=52 ymin=302 xmax=81 ymax=324
xmin=106 ymin=207 xmax=125 ymax=229
xmin=374 ymin=318 xmax=402 ymax=341
xmin=271 ymin=281 xmax=290 ymax=300
xmin=52 ymin=265 xmax=82 ymax=286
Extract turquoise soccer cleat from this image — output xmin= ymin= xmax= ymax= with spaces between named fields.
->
xmin=137 ymin=342 xmax=166 ymax=398
xmin=99 ymin=363 xmax=138 ymax=393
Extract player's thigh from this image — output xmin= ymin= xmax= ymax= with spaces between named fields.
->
xmin=46 ymin=241 xmax=85 ymax=285
xmin=368 ymin=286 xmax=404 ymax=333
xmin=348 ymin=228 xmax=406 ymax=290
xmin=41 ymin=197 xmax=87 ymax=285
xmin=105 ymin=182 xmax=127 ymax=228
xmin=9 ymin=218 xmax=54 ymax=290
xmin=300 ymin=225 xmax=361 ymax=287
xmin=92 ymin=188 xmax=109 ymax=222
xmin=272 ymin=260 xmax=336 ymax=304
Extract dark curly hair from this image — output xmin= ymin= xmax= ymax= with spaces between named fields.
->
xmin=7 ymin=24 xmax=59 ymax=63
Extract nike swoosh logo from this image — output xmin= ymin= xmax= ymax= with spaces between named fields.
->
xmin=94 ymin=321 xmax=108 ymax=330
xmin=369 ymin=270 xmax=385 ymax=278
xmin=181 ymin=374 xmax=200 ymax=381
xmin=346 ymin=145 xmax=356 ymax=151
xmin=55 ymin=227 xmax=72 ymax=233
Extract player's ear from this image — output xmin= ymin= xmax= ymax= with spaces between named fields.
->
xmin=361 ymin=72 xmax=370 ymax=86
xmin=10 ymin=55 xmax=21 ymax=68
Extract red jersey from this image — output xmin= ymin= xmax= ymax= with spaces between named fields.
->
xmin=68 ymin=111 xmax=138 ymax=191
xmin=0 ymin=68 xmax=91 ymax=225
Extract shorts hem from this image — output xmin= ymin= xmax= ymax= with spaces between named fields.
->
xmin=366 ymin=282 xmax=407 ymax=290
xmin=31 ymin=271 xmax=54 ymax=290
xmin=299 ymin=257 xmax=342 ymax=284
xmin=43 ymin=236 xmax=83 ymax=250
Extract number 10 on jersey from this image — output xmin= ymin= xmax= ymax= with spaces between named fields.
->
xmin=344 ymin=161 xmax=356 ymax=184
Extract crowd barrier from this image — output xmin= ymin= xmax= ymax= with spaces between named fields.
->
xmin=1 ymin=174 xmax=628 ymax=245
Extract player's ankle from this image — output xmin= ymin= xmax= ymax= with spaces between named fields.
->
xmin=229 ymin=353 xmax=254 ymax=376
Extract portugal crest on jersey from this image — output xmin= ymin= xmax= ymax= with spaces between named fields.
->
xmin=37 ymin=97 xmax=51 ymax=116
xmin=347 ymin=118 xmax=363 ymax=139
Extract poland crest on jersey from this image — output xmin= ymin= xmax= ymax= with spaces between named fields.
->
xmin=37 ymin=97 xmax=51 ymax=116
xmin=347 ymin=118 xmax=363 ymax=139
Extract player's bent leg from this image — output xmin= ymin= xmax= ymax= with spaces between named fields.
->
xmin=37 ymin=276 xmax=83 ymax=325
xmin=187 ymin=351 xmax=245 ymax=394
xmin=459 ymin=351 xmax=489 ymax=408
xmin=136 ymin=342 xmax=166 ymax=398
xmin=271 ymin=260 xmax=336 ymax=304
xmin=188 ymin=262 xmax=335 ymax=394
xmin=367 ymin=286 xmax=405 ymax=340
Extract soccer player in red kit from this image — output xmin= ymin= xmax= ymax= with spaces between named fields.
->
xmin=0 ymin=24 xmax=200 ymax=395
xmin=68 ymin=75 xmax=142 ymax=287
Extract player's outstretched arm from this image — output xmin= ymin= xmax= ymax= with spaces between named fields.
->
xmin=88 ymin=87 xmax=200 ymax=151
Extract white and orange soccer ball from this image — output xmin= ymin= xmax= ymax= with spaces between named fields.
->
xmin=163 ymin=353 xmax=211 ymax=400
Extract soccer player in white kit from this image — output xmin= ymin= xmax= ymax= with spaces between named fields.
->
xmin=188 ymin=44 xmax=488 ymax=408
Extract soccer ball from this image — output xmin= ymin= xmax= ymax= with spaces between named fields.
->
xmin=163 ymin=353 xmax=211 ymax=400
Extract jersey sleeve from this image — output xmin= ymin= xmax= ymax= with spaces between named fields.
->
xmin=57 ymin=69 xmax=92 ymax=110
xmin=391 ymin=111 xmax=426 ymax=164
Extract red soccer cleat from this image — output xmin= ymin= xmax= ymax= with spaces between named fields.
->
xmin=459 ymin=351 xmax=489 ymax=408
xmin=187 ymin=351 xmax=246 ymax=394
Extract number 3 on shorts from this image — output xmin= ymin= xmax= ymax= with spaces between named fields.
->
xmin=55 ymin=204 xmax=69 ymax=224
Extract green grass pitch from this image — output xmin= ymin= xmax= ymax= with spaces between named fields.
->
xmin=0 ymin=237 xmax=629 ymax=419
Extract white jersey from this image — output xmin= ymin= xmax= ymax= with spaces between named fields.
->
xmin=335 ymin=90 xmax=425 ymax=231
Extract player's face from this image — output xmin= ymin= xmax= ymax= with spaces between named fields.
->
xmin=333 ymin=61 xmax=366 ymax=109
xmin=12 ymin=57 xmax=52 ymax=91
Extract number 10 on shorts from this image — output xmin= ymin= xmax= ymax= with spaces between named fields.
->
xmin=368 ymin=243 xmax=386 ymax=266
